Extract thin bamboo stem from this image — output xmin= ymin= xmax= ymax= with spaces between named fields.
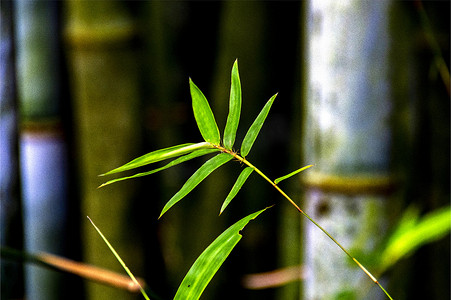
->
xmin=87 ymin=217 xmax=150 ymax=300
xmin=215 ymin=145 xmax=393 ymax=300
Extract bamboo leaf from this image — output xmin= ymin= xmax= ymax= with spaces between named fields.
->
xmin=174 ymin=207 xmax=271 ymax=300
xmin=159 ymin=153 xmax=233 ymax=218
xmin=220 ymin=167 xmax=253 ymax=214
xmin=190 ymin=78 xmax=221 ymax=145
xmin=223 ymin=59 xmax=242 ymax=150
xmin=87 ymin=217 xmax=150 ymax=300
xmin=101 ymin=142 xmax=211 ymax=176
xmin=99 ymin=149 xmax=220 ymax=188
xmin=379 ymin=205 xmax=451 ymax=272
xmin=274 ymin=165 xmax=314 ymax=185
xmin=240 ymin=93 xmax=277 ymax=157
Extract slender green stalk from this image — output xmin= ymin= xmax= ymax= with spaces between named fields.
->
xmin=87 ymin=217 xmax=150 ymax=300
xmin=214 ymin=145 xmax=393 ymax=300
xmin=415 ymin=0 xmax=450 ymax=94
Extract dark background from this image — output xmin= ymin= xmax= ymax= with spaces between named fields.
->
xmin=1 ymin=1 xmax=449 ymax=300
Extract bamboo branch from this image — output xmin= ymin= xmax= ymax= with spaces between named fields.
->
xmin=214 ymin=145 xmax=394 ymax=300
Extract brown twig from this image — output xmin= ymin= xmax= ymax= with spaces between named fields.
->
xmin=0 ymin=247 xmax=146 ymax=293
xmin=242 ymin=265 xmax=306 ymax=289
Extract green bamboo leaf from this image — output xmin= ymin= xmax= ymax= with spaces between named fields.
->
xmin=87 ymin=217 xmax=150 ymax=300
xmin=240 ymin=93 xmax=277 ymax=157
xmin=99 ymin=149 xmax=220 ymax=188
xmin=220 ymin=167 xmax=253 ymax=214
xmin=274 ymin=164 xmax=314 ymax=185
xmin=384 ymin=205 xmax=419 ymax=243
xmin=223 ymin=59 xmax=242 ymax=150
xmin=379 ymin=205 xmax=451 ymax=272
xmin=101 ymin=142 xmax=211 ymax=176
xmin=190 ymin=78 xmax=221 ymax=145
xmin=159 ymin=153 xmax=233 ymax=218
xmin=174 ymin=207 xmax=271 ymax=300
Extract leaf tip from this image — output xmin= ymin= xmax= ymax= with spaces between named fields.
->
xmin=219 ymin=206 xmax=226 ymax=216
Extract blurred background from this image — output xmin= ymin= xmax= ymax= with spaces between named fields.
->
xmin=1 ymin=1 xmax=449 ymax=300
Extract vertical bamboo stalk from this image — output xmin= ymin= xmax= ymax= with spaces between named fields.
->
xmin=64 ymin=1 xmax=143 ymax=299
xmin=13 ymin=1 xmax=70 ymax=299
xmin=1 ymin=1 xmax=23 ymax=298
xmin=138 ymin=3 xmax=183 ymax=297
xmin=302 ymin=0 xmax=396 ymax=298
xmin=393 ymin=3 xmax=450 ymax=298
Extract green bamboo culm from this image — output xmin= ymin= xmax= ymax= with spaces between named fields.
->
xmin=100 ymin=60 xmax=394 ymax=300
xmin=64 ymin=1 xmax=144 ymax=299
xmin=14 ymin=1 xmax=71 ymax=299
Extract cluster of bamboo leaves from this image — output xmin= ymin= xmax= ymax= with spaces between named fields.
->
xmin=98 ymin=59 xmax=311 ymax=299
xmin=100 ymin=59 xmax=286 ymax=216
xmin=98 ymin=59 xmax=396 ymax=300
